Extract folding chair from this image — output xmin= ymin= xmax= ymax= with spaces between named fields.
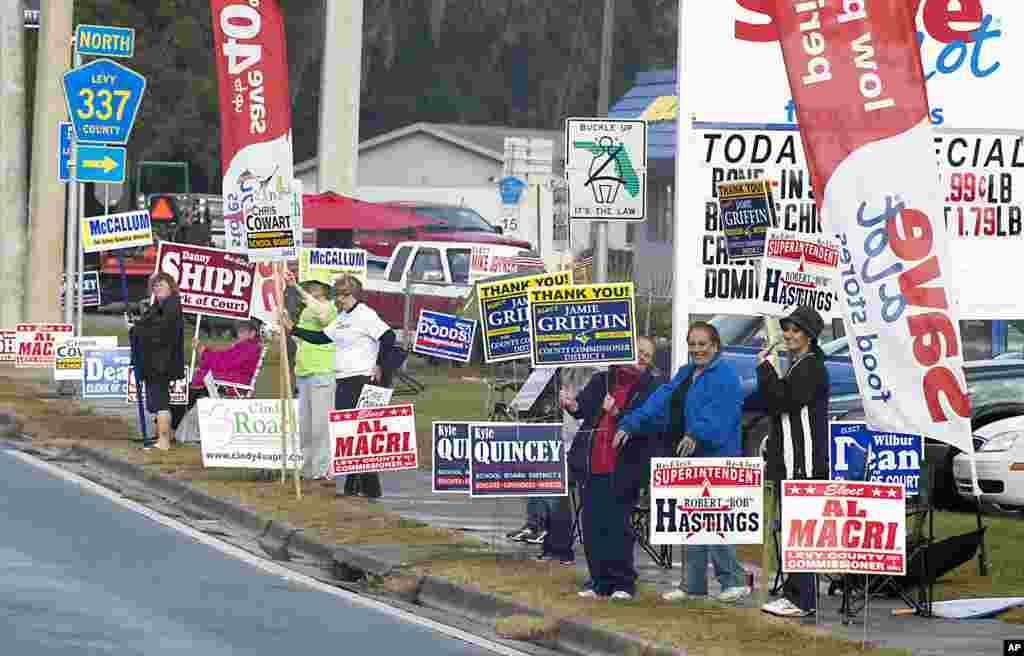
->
xmin=203 ymin=339 xmax=267 ymax=400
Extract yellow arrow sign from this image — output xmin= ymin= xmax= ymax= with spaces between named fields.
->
xmin=81 ymin=156 xmax=119 ymax=173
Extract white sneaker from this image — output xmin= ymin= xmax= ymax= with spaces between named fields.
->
xmin=716 ymin=586 xmax=750 ymax=603
xmin=662 ymin=589 xmax=701 ymax=602
xmin=762 ymin=598 xmax=812 ymax=617
xmin=610 ymin=591 xmax=633 ymax=601
xmin=577 ymin=589 xmax=600 ymax=599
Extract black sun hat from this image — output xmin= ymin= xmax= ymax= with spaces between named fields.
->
xmin=780 ymin=306 xmax=825 ymax=341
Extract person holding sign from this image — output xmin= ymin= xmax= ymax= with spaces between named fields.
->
xmin=129 ymin=272 xmax=185 ymax=451
xmin=615 ymin=323 xmax=749 ymax=603
xmin=189 ymin=319 xmax=264 ymax=396
xmin=754 ymin=306 xmax=830 ymax=619
xmin=282 ymin=272 xmax=399 ymax=499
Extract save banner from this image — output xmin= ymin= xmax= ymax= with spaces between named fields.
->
xmin=53 ymin=336 xmax=118 ymax=381
xmin=198 ymin=398 xmax=303 ymax=469
xmin=774 ymin=1 xmax=974 ymax=457
xmin=80 ymin=210 xmax=153 ymax=253
xmin=432 ymin=421 xmax=470 ymax=494
xmin=527 ymin=283 xmax=637 ymax=368
xmin=781 ymin=480 xmax=906 ymax=576
xmin=650 ymin=457 xmax=764 ymax=546
xmin=477 ymin=270 xmax=572 ymax=363
xmin=16 ymin=323 xmax=73 ymax=368
xmin=299 ymin=248 xmax=368 ymax=285
xmin=755 ymin=229 xmax=839 ymax=318
xmin=413 ymin=310 xmax=477 ymax=363
xmin=81 ymin=348 xmax=132 ymax=399
xmin=329 ymin=404 xmax=418 ymax=476
xmin=155 ymin=242 xmax=256 ymax=320
xmin=829 ymin=422 xmax=924 ymax=496
xmin=468 ymin=422 xmax=567 ymax=497
xmin=0 ymin=330 xmax=16 ymax=363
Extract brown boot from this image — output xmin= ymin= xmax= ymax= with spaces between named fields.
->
xmin=156 ymin=412 xmax=172 ymax=451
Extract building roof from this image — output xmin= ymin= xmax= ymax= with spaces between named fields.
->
xmin=608 ymin=69 xmax=678 ymax=161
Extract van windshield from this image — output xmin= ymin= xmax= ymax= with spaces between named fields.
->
xmin=411 ymin=206 xmax=496 ymax=233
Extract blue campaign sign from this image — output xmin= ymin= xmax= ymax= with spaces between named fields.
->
xmin=75 ymin=144 xmax=126 ymax=184
xmin=469 ymin=423 xmax=567 ymax=497
xmin=527 ymin=282 xmax=637 ymax=368
xmin=58 ymin=122 xmax=73 ymax=183
xmin=62 ymin=59 xmax=146 ymax=145
xmin=829 ymin=421 xmax=924 ymax=495
xmin=75 ymin=24 xmax=135 ymax=58
xmin=432 ymin=422 xmax=470 ymax=494
xmin=413 ymin=310 xmax=477 ymax=363
xmin=717 ymin=179 xmax=775 ymax=260
xmin=81 ymin=347 xmax=132 ymax=399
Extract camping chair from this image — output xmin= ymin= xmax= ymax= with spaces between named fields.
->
xmin=203 ymin=339 xmax=268 ymax=400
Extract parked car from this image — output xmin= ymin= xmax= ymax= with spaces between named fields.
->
xmin=954 ymin=408 xmax=1024 ymax=513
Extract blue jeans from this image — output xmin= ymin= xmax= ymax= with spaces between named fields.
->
xmin=684 ymin=544 xmax=744 ymax=596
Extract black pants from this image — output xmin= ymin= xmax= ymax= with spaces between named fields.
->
xmin=541 ymin=495 xmax=575 ymax=561
xmin=772 ymin=480 xmax=816 ymax=611
xmin=334 ymin=375 xmax=382 ymax=498
xmin=583 ymin=473 xmax=637 ymax=595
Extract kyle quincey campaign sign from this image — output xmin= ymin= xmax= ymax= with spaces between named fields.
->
xmin=432 ymin=421 xmax=470 ymax=494
xmin=468 ymin=423 xmax=567 ymax=497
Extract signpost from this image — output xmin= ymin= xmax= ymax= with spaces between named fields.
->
xmin=74 ymin=24 xmax=135 ymax=58
xmin=61 ymin=58 xmax=146 ymax=146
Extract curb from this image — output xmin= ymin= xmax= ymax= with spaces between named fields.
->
xmin=555 ymin=617 xmax=682 ymax=656
xmin=416 ymin=575 xmax=543 ymax=627
xmin=0 ymin=412 xmax=23 ymax=439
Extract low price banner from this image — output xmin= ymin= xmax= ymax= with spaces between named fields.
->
xmin=717 ymin=179 xmax=775 ymax=260
xmin=60 ymin=271 xmax=101 ymax=308
xmin=80 ymin=210 xmax=154 ymax=254
xmin=781 ymin=480 xmax=906 ymax=576
xmin=156 ymin=242 xmax=256 ymax=320
xmin=650 ymin=457 xmax=764 ymax=546
xmin=468 ymin=422 xmax=567 ymax=497
xmin=413 ymin=310 xmax=477 ymax=363
xmin=527 ymin=282 xmax=637 ymax=368
xmin=830 ymin=422 xmax=923 ymax=496
xmin=198 ymin=398 xmax=302 ymax=469
xmin=299 ymin=248 xmax=368 ymax=285
xmin=127 ymin=366 xmax=190 ymax=406
xmin=755 ymin=229 xmax=840 ymax=319
xmin=16 ymin=323 xmax=73 ymax=368
xmin=477 ymin=270 xmax=571 ymax=363
xmin=81 ymin=348 xmax=132 ymax=399
xmin=329 ymin=404 xmax=418 ymax=476
xmin=0 ymin=330 xmax=16 ymax=363
xmin=53 ymin=335 xmax=118 ymax=382
xmin=432 ymin=421 xmax=470 ymax=494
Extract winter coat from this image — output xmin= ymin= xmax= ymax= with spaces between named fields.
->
xmin=189 ymin=336 xmax=262 ymax=388
xmin=131 ymin=295 xmax=185 ymax=383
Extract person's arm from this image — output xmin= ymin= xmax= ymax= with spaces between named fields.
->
xmin=292 ymin=284 xmax=333 ymax=324
xmin=686 ymin=369 xmax=744 ymax=454
xmin=617 ymin=367 xmax=688 ymax=436
xmin=755 ymin=356 xmax=822 ymax=414
xmin=375 ymin=329 xmax=397 ymax=368
xmin=291 ymin=326 xmax=333 ymax=345
xmin=566 ymin=373 xmax=604 ymax=421
xmin=131 ymin=295 xmax=181 ymax=347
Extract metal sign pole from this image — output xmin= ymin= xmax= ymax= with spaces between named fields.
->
xmin=63 ymin=46 xmax=82 ymax=330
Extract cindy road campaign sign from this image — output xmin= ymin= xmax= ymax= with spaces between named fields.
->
xmin=527 ymin=282 xmax=637 ymax=368
xmin=650 ymin=457 xmax=764 ymax=546
xmin=781 ymin=481 xmax=906 ymax=576
xmin=16 ymin=323 xmax=73 ymax=368
xmin=329 ymin=404 xmax=418 ymax=476
xmin=477 ymin=270 xmax=571 ymax=363
xmin=81 ymin=348 xmax=132 ymax=399
xmin=413 ymin=310 xmax=477 ymax=363
xmin=469 ymin=423 xmax=567 ymax=497
xmin=433 ymin=421 xmax=470 ymax=494
xmin=53 ymin=335 xmax=118 ymax=382
xmin=197 ymin=399 xmax=303 ymax=469
xmin=830 ymin=422 xmax=924 ymax=496
xmin=156 ymin=242 xmax=256 ymax=320
xmin=81 ymin=210 xmax=153 ymax=253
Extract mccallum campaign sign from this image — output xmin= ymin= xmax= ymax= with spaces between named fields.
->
xmin=432 ymin=421 xmax=470 ymax=494
xmin=156 ymin=242 xmax=256 ymax=320
xmin=299 ymin=248 xmax=368 ymax=285
xmin=650 ymin=457 xmax=764 ymax=546
xmin=830 ymin=421 xmax=924 ymax=496
xmin=329 ymin=404 xmax=418 ymax=476
xmin=80 ymin=210 xmax=153 ymax=253
xmin=468 ymin=423 xmax=567 ymax=497
xmin=197 ymin=399 xmax=302 ymax=469
xmin=781 ymin=480 xmax=906 ymax=576
xmin=527 ymin=283 xmax=638 ymax=368
xmin=773 ymin=1 xmax=975 ymax=459
xmin=413 ymin=310 xmax=477 ymax=364
xmin=16 ymin=324 xmax=73 ymax=368
xmin=81 ymin=348 xmax=132 ymax=399
xmin=477 ymin=270 xmax=572 ymax=363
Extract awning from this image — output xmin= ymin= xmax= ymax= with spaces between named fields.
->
xmin=302 ymin=192 xmax=443 ymax=230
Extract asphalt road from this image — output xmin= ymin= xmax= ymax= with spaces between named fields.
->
xmin=0 ymin=448 xmax=491 ymax=656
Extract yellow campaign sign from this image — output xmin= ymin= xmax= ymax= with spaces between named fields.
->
xmin=298 ymin=248 xmax=368 ymax=285
xmin=639 ymin=95 xmax=678 ymax=122
xmin=718 ymin=179 xmax=771 ymax=200
xmin=526 ymin=282 xmax=638 ymax=368
xmin=80 ymin=209 xmax=154 ymax=254
xmin=528 ymin=282 xmax=634 ymax=304
xmin=477 ymin=270 xmax=571 ymax=301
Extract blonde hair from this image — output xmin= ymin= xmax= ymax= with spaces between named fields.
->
xmin=334 ymin=273 xmax=362 ymax=296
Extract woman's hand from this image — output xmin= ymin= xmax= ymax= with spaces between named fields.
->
xmin=559 ymin=389 xmax=578 ymax=413
xmin=370 ymin=365 xmax=382 ymax=384
xmin=602 ymin=394 xmax=618 ymax=417
xmin=613 ymin=430 xmax=630 ymax=449
xmin=676 ymin=435 xmax=697 ymax=457
xmin=196 ymin=343 xmax=207 ymax=357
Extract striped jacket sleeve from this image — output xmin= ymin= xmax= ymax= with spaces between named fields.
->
xmin=756 ymin=358 xmax=825 ymax=479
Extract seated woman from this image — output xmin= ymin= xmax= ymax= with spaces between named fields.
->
xmin=189 ymin=318 xmax=263 ymax=399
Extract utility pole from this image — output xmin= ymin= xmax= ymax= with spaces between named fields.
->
xmin=0 ymin=0 xmax=29 ymax=326
xmin=27 ymin=0 xmax=73 ymax=324
xmin=317 ymin=0 xmax=363 ymax=197
xmin=593 ymin=0 xmax=615 ymax=284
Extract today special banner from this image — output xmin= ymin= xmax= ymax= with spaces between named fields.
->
xmin=329 ymin=404 xmax=418 ymax=476
xmin=773 ymin=0 xmax=974 ymax=456
xmin=156 ymin=242 xmax=256 ymax=320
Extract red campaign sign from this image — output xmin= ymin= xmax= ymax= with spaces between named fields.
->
xmin=651 ymin=464 xmax=763 ymax=488
xmin=329 ymin=403 xmax=418 ymax=476
xmin=764 ymin=239 xmax=839 ymax=268
xmin=155 ymin=242 xmax=255 ymax=320
xmin=15 ymin=323 xmax=73 ymax=369
xmin=0 ymin=330 xmax=16 ymax=363
xmin=781 ymin=480 xmax=906 ymax=576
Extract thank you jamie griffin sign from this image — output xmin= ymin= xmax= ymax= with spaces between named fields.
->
xmin=527 ymin=282 xmax=637 ymax=368
xmin=476 ymin=270 xmax=571 ymax=363
xmin=565 ymin=118 xmax=647 ymax=221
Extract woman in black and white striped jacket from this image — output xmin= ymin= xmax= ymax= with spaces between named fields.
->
xmin=755 ymin=305 xmax=830 ymax=619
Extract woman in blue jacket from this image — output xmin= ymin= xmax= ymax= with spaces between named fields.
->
xmin=615 ymin=322 xmax=749 ymax=602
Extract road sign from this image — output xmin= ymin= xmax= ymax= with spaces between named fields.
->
xmin=75 ymin=145 xmax=127 ymax=184
xmin=62 ymin=59 xmax=146 ymax=145
xmin=564 ymin=118 xmax=647 ymax=221
xmin=75 ymin=24 xmax=135 ymax=58
xmin=58 ymin=122 xmax=73 ymax=183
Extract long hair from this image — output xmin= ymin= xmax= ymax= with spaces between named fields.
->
xmin=149 ymin=272 xmax=179 ymax=296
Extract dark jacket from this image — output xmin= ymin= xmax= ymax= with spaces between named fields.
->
xmin=566 ymin=366 xmax=666 ymax=497
xmin=131 ymin=295 xmax=185 ymax=383
xmin=755 ymin=346 xmax=830 ymax=482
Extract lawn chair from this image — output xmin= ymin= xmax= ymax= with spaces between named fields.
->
xmin=203 ymin=339 xmax=267 ymax=400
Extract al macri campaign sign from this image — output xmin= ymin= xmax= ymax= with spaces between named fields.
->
xmin=432 ymin=421 xmax=470 ymax=494
xmin=330 ymin=404 xmax=418 ymax=476
xmin=468 ymin=422 xmax=567 ymax=498
xmin=15 ymin=323 xmax=73 ymax=369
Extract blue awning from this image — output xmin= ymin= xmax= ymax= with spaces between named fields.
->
xmin=608 ymin=69 xmax=677 ymax=161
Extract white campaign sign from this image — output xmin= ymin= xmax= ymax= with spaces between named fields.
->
xmin=356 ymin=384 xmax=394 ymax=409
xmin=565 ymin=118 xmax=647 ymax=221
xmin=755 ymin=229 xmax=840 ymax=319
xmin=198 ymin=398 xmax=303 ymax=469
xmin=53 ymin=335 xmax=118 ymax=381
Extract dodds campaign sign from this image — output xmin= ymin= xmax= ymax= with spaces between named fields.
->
xmin=156 ymin=242 xmax=256 ymax=320
xmin=413 ymin=310 xmax=477 ymax=363
xmin=781 ymin=480 xmax=906 ymax=576
xmin=477 ymin=270 xmax=571 ymax=363
xmin=432 ymin=421 xmax=470 ymax=494
xmin=81 ymin=348 xmax=132 ymax=399
xmin=329 ymin=404 xmax=418 ymax=476
xmin=469 ymin=423 xmax=567 ymax=497
xmin=650 ymin=457 xmax=764 ymax=546
xmin=527 ymin=283 xmax=637 ymax=368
